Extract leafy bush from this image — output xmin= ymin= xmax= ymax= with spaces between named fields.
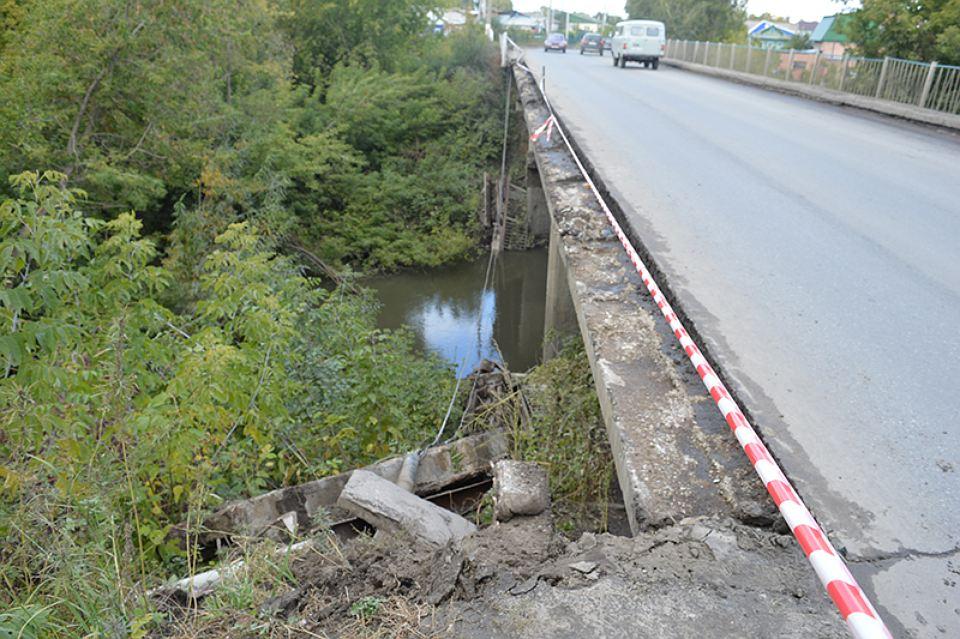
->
xmin=0 ymin=174 xmax=456 ymax=635
xmin=0 ymin=3 xmax=502 ymax=635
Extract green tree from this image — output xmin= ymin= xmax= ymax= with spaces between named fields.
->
xmin=625 ymin=0 xmax=747 ymax=41
xmin=845 ymin=0 xmax=960 ymax=65
xmin=788 ymin=32 xmax=812 ymax=50
xmin=0 ymin=0 xmax=293 ymax=223
xmin=0 ymin=173 xmax=457 ymax=635
xmin=0 ymin=0 xmax=24 ymax=52
xmin=275 ymin=0 xmax=437 ymax=85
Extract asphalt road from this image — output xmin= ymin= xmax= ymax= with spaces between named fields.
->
xmin=524 ymin=47 xmax=960 ymax=637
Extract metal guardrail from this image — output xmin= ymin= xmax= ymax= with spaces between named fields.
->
xmin=665 ymin=39 xmax=960 ymax=116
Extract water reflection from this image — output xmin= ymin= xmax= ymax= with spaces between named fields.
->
xmin=366 ymin=249 xmax=548 ymax=375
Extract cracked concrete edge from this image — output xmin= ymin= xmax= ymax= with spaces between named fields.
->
xmin=845 ymin=544 xmax=960 ymax=565
xmin=663 ymin=59 xmax=960 ymax=132
xmin=513 ymin=66 xmax=768 ymax=532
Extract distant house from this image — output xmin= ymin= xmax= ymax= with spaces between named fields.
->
xmin=569 ymin=13 xmax=600 ymax=33
xmin=797 ymin=20 xmax=819 ymax=34
xmin=544 ymin=10 xmax=600 ymax=34
xmin=496 ymin=10 xmax=541 ymax=33
xmin=810 ymin=14 xmax=853 ymax=58
xmin=431 ymin=10 xmax=468 ymax=35
xmin=748 ymin=20 xmax=796 ymax=49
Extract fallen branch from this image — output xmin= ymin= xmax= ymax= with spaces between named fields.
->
xmin=284 ymin=237 xmax=361 ymax=294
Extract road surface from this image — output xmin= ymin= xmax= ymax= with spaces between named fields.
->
xmin=524 ymin=48 xmax=960 ymax=637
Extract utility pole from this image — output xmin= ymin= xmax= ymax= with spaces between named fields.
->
xmin=483 ymin=0 xmax=492 ymax=40
xmin=564 ymin=8 xmax=569 ymax=36
xmin=549 ymin=0 xmax=553 ymax=32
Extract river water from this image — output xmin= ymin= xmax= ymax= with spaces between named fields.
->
xmin=365 ymin=249 xmax=548 ymax=375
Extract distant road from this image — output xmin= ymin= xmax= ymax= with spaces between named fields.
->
xmin=525 ymin=47 xmax=960 ymax=637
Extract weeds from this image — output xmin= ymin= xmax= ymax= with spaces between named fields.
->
xmin=516 ymin=338 xmax=614 ymax=535
xmin=349 ymin=596 xmax=384 ymax=620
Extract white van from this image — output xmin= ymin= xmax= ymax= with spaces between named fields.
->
xmin=611 ymin=20 xmax=666 ymax=69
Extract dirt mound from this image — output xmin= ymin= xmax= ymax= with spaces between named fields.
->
xmin=156 ymin=513 xmax=846 ymax=639
xmin=439 ymin=517 xmax=846 ymax=638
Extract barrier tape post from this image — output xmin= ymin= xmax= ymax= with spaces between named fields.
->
xmin=529 ymin=114 xmax=556 ymax=142
xmin=515 ymin=51 xmax=891 ymax=639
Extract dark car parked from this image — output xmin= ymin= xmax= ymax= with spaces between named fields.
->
xmin=544 ymin=33 xmax=567 ymax=53
xmin=580 ymin=33 xmax=603 ymax=55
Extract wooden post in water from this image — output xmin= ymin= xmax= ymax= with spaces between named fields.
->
xmin=480 ymin=172 xmax=490 ymax=229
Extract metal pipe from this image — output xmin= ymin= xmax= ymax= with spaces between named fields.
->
xmin=838 ymin=54 xmax=850 ymax=92
xmin=875 ymin=56 xmax=891 ymax=99
xmin=808 ymin=51 xmax=821 ymax=85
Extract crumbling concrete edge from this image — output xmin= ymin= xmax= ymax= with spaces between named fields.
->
xmin=513 ymin=65 xmax=769 ymax=533
xmin=663 ymin=58 xmax=960 ymax=132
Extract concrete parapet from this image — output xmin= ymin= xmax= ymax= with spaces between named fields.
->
xmin=514 ymin=66 xmax=773 ymax=533
xmin=664 ymin=59 xmax=960 ymax=131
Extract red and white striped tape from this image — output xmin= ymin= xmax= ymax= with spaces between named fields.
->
xmin=520 ymin=63 xmax=892 ymax=639
xmin=529 ymin=114 xmax=556 ymax=142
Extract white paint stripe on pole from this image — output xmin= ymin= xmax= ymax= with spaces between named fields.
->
xmin=514 ymin=55 xmax=891 ymax=639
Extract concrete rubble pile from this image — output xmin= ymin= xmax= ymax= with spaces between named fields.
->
xmin=149 ymin=352 xmax=850 ymax=639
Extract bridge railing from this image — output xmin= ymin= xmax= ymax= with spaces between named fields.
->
xmin=665 ymin=39 xmax=960 ymax=115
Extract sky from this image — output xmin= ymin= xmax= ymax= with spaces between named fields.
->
xmin=511 ymin=1 xmax=859 ymax=23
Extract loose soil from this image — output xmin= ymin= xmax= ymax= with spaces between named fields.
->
xmin=154 ymin=511 xmax=845 ymax=639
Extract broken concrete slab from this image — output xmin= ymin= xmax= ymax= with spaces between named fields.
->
xmin=337 ymin=470 xmax=477 ymax=547
xmin=184 ymin=430 xmax=507 ymax=548
xmin=493 ymin=460 xmax=550 ymax=521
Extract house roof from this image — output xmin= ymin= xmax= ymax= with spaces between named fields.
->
xmin=569 ymin=13 xmax=599 ymax=24
xmin=748 ymin=20 xmax=796 ymax=38
xmin=496 ymin=11 xmax=539 ymax=28
xmin=810 ymin=14 xmax=851 ymax=43
xmin=749 ymin=21 xmax=796 ymax=40
xmin=440 ymin=10 xmax=466 ymax=26
xmin=797 ymin=20 xmax=819 ymax=33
